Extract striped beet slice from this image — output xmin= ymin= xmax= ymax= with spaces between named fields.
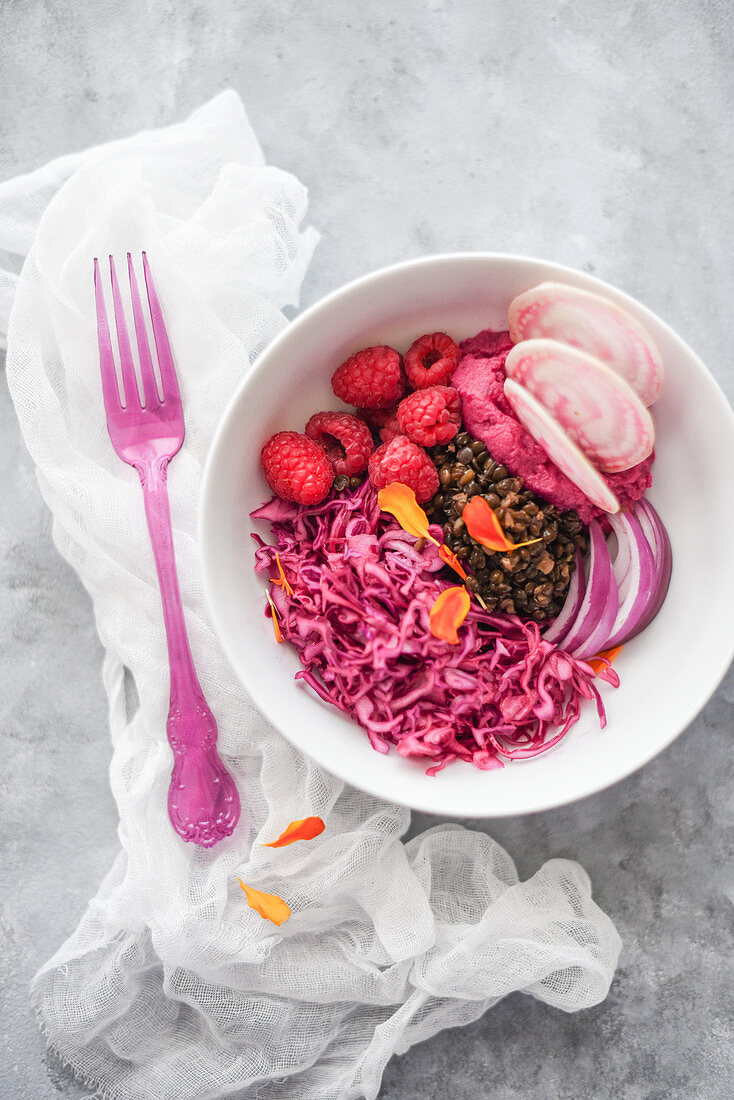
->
xmin=505 ymin=339 xmax=655 ymax=473
xmin=508 ymin=281 xmax=664 ymax=406
xmin=503 ymin=378 xmax=620 ymax=514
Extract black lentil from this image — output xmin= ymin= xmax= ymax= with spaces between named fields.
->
xmin=426 ymin=431 xmax=587 ymax=621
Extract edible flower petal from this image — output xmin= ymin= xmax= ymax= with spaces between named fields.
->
xmin=379 ymin=483 xmax=471 ymax=582
xmin=438 ymin=543 xmax=468 ymax=580
xmin=463 ymin=495 xmax=542 ymax=552
xmin=274 ymin=553 xmax=294 ymax=596
xmin=237 ymin=878 xmax=291 ymax=926
xmin=267 ymin=594 xmax=284 ymax=643
xmin=262 ymin=816 xmax=326 ymax=848
xmin=588 ymin=644 xmax=623 ymax=676
xmin=378 ymin=482 xmax=440 ymax=544
xmin=429 ymin=585 xmax=471 ymax=644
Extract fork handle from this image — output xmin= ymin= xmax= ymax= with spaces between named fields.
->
xmin=138 ymin=456 xmax=210 ymax=742
xmin=137 ymin=456 xmax=240 ymax=848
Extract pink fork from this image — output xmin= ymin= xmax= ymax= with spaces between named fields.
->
xmin=93 ymin=252 xmax=240 ymax=848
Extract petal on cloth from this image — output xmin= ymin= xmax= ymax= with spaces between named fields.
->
xmin=262 ymin=817 xmax=326 ymax=847
xmin=238 ymin=879 xmax=291 ymax=925
xmin=1 ymin=91 xmax=621 ymax=1100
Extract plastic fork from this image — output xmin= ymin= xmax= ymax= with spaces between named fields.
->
xmin=94 ymin=253 xmax=240 ymax=848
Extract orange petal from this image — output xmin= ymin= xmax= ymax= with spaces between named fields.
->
xmin=267 ymin=594 xmax=284 ymax=643
xmin=463 ymin=496 xmax=542 ymax=552
xmin=429 ymin=585 xmax=471 ymax=644
xmin=274 ymin=553 xmax=294 ymax=596
xmin=438 ymin=543 xmax=468 ymax=580
xmin=588 ymin=644 xmax=623 ymax=675
xmin=262 ymin=816 xmax=326 ymax=848
xmin=237 ymin=879 xmax=291 ymax=926
xmin=378 ymin=482 xmax=440 ymax=545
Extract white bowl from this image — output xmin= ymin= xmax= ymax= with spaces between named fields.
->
xmin=199 ymin=253 xmax=734 ymax=817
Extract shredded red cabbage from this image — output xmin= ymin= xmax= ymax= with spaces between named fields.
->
xmin=250 ymin=482 xmax=619 ymax=774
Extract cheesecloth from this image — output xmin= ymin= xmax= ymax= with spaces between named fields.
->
xmin=1 ymin=91 xmax=621 ymax=1100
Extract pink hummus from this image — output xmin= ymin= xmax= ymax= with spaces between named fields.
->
xmin=453 ymin=328 xmax=653 ymax=525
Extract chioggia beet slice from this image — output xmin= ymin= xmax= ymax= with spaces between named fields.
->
xmin=503 ymin=378 xmax=620 ymax=514
xmin=508 ymin=281 xmax=664 ymax=406
xmin=504 ymin=338 xmax=655 ymax=473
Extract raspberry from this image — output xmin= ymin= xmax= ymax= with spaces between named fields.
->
xmin=378 ymin=413 xmax=401 ymax=444
xmin=332 ymin=345 xmax=405 ymax=409
xmin=305 ymin=411 xmax=374 ymax=475
xmin=404 ymin=332 xmax=460 ymax=389
xmin=368 ymin=435 xmax=439 ymax=503
xmin=357 ymin=406 xmax=402 ymax=444
xmin=261 ymin=431 xmax=334 ymax=505
xmin=397 ymin=385 xmax=462 ymax=447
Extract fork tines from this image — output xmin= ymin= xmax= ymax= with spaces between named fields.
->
xmin=93 ymin=253 xmax=181 ymax=412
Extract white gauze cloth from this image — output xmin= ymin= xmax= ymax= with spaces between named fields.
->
xmin=2 ymin=91 xmax=621 ymax=1100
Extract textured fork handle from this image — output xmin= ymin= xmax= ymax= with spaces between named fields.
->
xmin=139 ymin=457 xmax=202 ymax=720
xmin=138 ymin=457 xmax=240 ymax=847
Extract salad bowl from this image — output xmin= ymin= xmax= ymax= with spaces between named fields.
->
xmin=199 ymin=253 xmax=734 ymax=817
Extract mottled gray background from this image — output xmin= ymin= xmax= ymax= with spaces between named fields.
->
xmin=1 ymin=1 xmax=733 ymax=1097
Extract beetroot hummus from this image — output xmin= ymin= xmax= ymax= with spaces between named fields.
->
xmin=453 ymin=329 xmax=653 ymax=524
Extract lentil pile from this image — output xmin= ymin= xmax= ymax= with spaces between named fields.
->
xmin=425 ymin=432 xmax=587 ymax=621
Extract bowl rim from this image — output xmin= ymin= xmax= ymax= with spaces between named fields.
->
xmin=199 ymin=250 xmax=734 ymax=816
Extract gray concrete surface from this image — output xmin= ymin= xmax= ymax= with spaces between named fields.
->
xmin=1 ymin=0 xmax=733 ymax=1097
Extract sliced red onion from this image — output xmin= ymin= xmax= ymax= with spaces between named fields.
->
xmin=542 ymin=499 xmax=672 ymax=660
xmin=602 ymin=511 xmax=656 ymax=649
xmin=610 ymin=523 xmax=633 ymax=604
xmin=562 ymin=521 xmax=618 ymax=658
xmin=542 ymin=547 xmax=585 ymax=645
xmin=628 ymin=499 xmax=672 ymax=639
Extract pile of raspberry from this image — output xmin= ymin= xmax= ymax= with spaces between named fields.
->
xmin=260 ymin=331 xmax=463 ymax=504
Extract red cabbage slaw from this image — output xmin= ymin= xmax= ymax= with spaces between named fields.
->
xmin=251 ymin=482 xmax=619 ymax=774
